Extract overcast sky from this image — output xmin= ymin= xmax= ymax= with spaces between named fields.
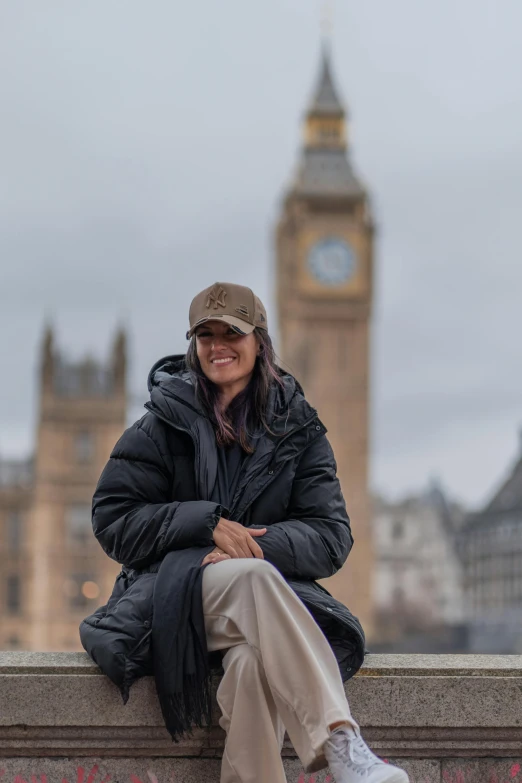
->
xmin=1 ymin=0 xmax=521 ymax=509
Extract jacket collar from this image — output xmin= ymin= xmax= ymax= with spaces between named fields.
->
xmin=145 ymin=354 xmax=325 ymax=518
xmin=146 ymin=354 xmax=317 ymax=437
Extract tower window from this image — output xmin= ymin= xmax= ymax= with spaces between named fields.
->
xmin=65 ymin=504 xmax=93 ymax=545
xmin=6 ymin=575 xmax=21 ymax=615
xmin=6 ymin=510 xmax=22 ymax=552
xmin=75 ymin=431 xmax=95 ymax=464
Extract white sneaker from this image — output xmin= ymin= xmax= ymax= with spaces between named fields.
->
xmin=324 ymin=726 xmax=409 ymax=783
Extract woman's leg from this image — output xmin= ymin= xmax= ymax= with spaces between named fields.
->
xmin=217 ymin=644 xmax=286 ymax=783
xmin=202 ymin=558 xmax=355 ymax=777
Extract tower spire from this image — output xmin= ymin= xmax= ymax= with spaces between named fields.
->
xmin=292 ymin=42 xmax=364 ymax=198
xmin=320 ymin=0 xmax=334 ymax=45
xmin=308 ymin=43 xmax=344 ymax=118
xmin=41 ymin=319 xmax=55 ymax=391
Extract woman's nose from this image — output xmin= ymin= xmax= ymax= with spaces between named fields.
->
xmin=211 ymin=336 xmax=227 ymax=351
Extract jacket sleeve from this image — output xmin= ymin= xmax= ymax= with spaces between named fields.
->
xmin=256 ymin=435 xmax=353 ymax=579
xmin=92 ymin=418 xmax=221 ymax=570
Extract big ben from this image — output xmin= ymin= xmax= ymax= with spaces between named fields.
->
xmin=276 ymin=46 xmax=374 ymax=636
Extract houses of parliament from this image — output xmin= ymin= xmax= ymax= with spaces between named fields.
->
xmin=0 ymin=47 xmax=376 ymax=650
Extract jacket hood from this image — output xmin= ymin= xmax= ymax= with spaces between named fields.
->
xmin=146 ymin=354 xmax=318 ymax=437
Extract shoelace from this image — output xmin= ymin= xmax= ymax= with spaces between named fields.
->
xmin=332 ymin=729 xmax=380 ymax=773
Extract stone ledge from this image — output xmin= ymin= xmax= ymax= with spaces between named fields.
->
xmin=3 ymin=651 xmax=522 ymax=675
xmin=2 ymin=653 xmax=522 ymax=782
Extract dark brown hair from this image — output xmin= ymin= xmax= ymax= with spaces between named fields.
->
xmin=185 ymin=328 xmax=284 ymax=452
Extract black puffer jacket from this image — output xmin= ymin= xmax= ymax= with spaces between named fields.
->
xmin=80 ymin=356 xmax=365 ymax=695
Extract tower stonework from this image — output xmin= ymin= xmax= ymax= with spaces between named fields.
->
xmin=276 ymin=48 xmax=375 ymax=636
xmin=27 ymin=327 xmax=127 ymax=651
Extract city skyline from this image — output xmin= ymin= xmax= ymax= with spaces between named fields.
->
xmin=1 ymin=1 xmax=521 ymax=507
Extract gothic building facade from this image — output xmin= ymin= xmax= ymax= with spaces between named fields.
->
xmin=276 ymin=47 xmax=375 ymax=635
xmin=0 ymin=327 xmax=126 ymax=651
xmin=459 ymin=434 xmax=522 ymax=652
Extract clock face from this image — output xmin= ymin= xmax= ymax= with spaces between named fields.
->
xmin=307 ymin=237 xmax=356 ymax=286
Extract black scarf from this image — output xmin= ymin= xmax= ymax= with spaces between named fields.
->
xmin=152 ymin=545 xmax=214 ymax=741
xmin=151 ymin=416 xmax=230 ymax=741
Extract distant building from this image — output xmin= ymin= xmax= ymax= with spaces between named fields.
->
xmin=372 ymin=483 xmax=466 ymax=651
xmin=459 ymin=434 xmax=522 ymax=652
xmin=0 ymin=326 xmax=126 ymax=651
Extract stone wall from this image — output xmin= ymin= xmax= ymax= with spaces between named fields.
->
xmin=1 ymin=653 xmax=522 ymax=782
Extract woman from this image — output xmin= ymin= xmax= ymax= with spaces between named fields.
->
xmin=81 ymin=282 xmax=408 ymax=783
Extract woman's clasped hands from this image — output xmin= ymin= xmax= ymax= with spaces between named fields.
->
xmin=201 ymin=517 xmax=267 ymax=566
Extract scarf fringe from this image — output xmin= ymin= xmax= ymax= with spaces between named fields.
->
xmin=157 ymin=673 xmax=213 ymax=742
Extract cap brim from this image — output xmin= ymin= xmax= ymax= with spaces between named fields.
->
xmin=187 ymin=314 xmax=256 ymax=339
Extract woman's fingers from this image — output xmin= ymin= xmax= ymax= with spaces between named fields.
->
xmin=246 ymin=535 xmax=264 ymax=559
xmin=213 ymin=519 xmax=267 ymax=559
xmin=233 ymin=533 xmax=255 ymax=558
xmin=219 ymin=539 xmax=240 ymax=559
xmin=201 ymin=552 xmax=231 ymax=566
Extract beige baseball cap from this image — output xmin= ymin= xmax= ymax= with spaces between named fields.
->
xmin=187 ymin=282 xmax=268 ymax=339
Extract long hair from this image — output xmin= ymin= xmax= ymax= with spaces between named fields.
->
xmin=185 ymin=328 xmax=284 ymax=452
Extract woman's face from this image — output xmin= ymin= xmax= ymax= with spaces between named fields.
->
xmin=195 ymin=321 xmax=258 ymax=392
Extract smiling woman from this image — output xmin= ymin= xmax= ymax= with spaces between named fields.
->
xmin=194 ymin=323 xmax=259 ymax=406
xmin=80 ymin=281 xmax=407 ymax=783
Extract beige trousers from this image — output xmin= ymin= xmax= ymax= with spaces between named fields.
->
xmin=202 ymin=558 xmax=355 ymax=783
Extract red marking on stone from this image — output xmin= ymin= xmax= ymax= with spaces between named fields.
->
xmin=511 ymin=764 xmax=521 ymax=779
xmin=31 ymin=776 xmax=48 ymax=783
xmin=456 ymin=770 xmax=465 ymax=783
xmin=100 ymin=776 xmax=111 ymax=783
xmin=85 ymin=766 xmax=98 ymax=783
xmin=76 ymin=770 xmax=84 ymax=783
xmin=13 ymin=776 xmax=29 ymax=783
xmin=488 ymin=773 xmax=498 ymax=783
xmin=0 ymin=772 xmax=5 ymax=780
xmin=325 ymin=777 xmax=333 ymax=783
xmin=130 ymin=776 xmax=144 ymax=783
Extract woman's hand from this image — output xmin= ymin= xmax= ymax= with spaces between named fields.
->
xmin=201 ymin=547 xmax=231 ymax=566
xmin=213 ymin=518 xmax=267 ymax=559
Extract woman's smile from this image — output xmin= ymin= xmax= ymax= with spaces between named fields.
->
xmin=211 ymin=356 xmax=236 ymax=366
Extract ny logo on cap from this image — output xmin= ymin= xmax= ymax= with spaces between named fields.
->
xmin=206 ymin=285 xmax=227 ymax=310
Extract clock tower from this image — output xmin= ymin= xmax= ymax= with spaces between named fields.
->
xmin=276 ymin=46 xmax=374 ymax=636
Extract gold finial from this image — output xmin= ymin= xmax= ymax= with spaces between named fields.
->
xmin=320 ymin=0 xmax=334 ymax=43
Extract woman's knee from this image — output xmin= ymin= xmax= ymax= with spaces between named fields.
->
xmin=228 ymin=557 xmax=282 ymax=585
